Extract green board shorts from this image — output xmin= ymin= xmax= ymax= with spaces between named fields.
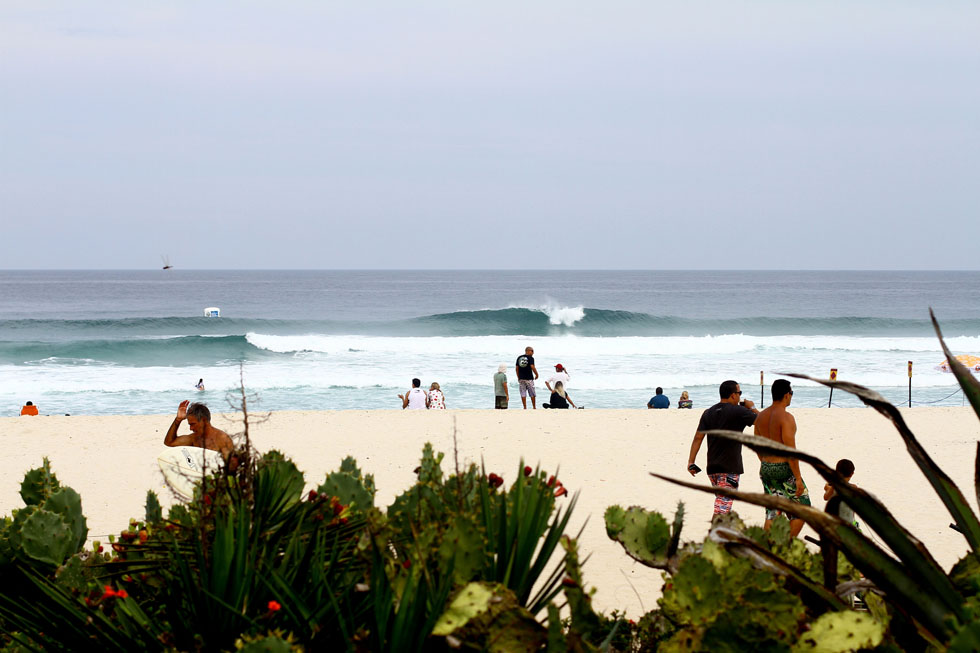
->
xmin=495 ymin=395 xmax=508 ymax=409
xmin=760 ymin=461 xmax=810 ymax=521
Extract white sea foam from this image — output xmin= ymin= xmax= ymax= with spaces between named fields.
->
xmin=505 ymin=300 xmax=586 ymax=327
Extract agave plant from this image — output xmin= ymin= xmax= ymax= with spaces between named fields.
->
xmin=647 ymin=310 xmax=980 ymax=650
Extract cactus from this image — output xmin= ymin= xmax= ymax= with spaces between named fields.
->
xmin=559 ymin=535 xmax=602 ymax=643
xmin=317 ymin=471 xmax=374 ymax=513
xmin=55 ymin=554 xmax=88 ymax=594
xmin=20 ymin=458 xmax=60 ymax=506
xmin=418 ymin=442 xmax=444 ymax=484
xmin=432 ymin=582 xmax=545 ymax=652
xmin=18 ymin=509 xmax=73 ymax=566
xmin=792 ymin=611 xmax=885 ymax=651
xmin=42 ymin=487 xmax=88 ymax=553
xmin=339 ymin=455 xmax=376 ymax=495
xmin=439 ymin=515 xmax=487 ymax=584
xmin=145 ymin=490 xmax=163 ymax=523
xmin=604 ymin=504 xmax=677 ymax=569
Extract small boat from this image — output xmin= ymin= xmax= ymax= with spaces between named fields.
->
xmin=161 ymin=255 xmax=173 ymax=270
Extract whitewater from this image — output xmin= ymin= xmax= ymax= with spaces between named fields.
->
xmin=2 ymin=270 xmax=979 ymax=415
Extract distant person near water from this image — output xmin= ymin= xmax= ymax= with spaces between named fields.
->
xmin=543 ymin=381 xmax=570 ymax=409
xmin=824 ymin=458 xmax=858 ymax=528
xmin=195 ymin=378 xmax=205 ymax=391
xmin=399 ymin=378 xmax=428 ymax=410
xmin=515 ymin=346 xmax=539 ymax=409
xmin=687 ymin=380 xmax=759 ymax=514
xmin=494 ymin=364 xmax=509 ymax=409
xmin=647 ymin=387 xmax=670 ymax=409
xmin=427 ymin=382 xmax=446 ymax=409
xmin=20 ymin=401 xmax=39 ymax=416
xmin=754 ymin=379 xmax=810 ymax=537
xmin=164 ymin=400 xmax=234 ymax=457
xmin=678 ymin=391 xmax=693 ymax=409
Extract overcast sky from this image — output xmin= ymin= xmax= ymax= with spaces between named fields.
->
xmin=1 ymin=2 xmax=978 ymax=270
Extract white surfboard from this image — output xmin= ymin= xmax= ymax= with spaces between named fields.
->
xmin=157 ymin=446 xmax=225 ymax=500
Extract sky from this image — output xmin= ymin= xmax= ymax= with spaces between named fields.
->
xmin=1 ymin=2 xmax=978 ymax=270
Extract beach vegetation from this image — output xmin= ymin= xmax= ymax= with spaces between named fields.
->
xmin=601 ymin=310 xmax=980 ymax=651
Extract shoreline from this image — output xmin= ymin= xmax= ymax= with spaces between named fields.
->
xmin=3 ymin=407 xmax=979 ymax=616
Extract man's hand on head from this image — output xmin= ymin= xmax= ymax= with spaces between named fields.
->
xmin=176 ymin=400 xmax=189 ymax=421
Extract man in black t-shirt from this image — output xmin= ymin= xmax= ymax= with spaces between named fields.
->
xmin=515 ymin=346 xmax=539 ymax=409
xmin=686 ymin=379 xmax=758 ymax=514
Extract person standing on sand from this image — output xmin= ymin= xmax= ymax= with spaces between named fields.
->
xmin=399 ymin=378 xmax=428 ymax=409
xmin=515 ymin=346 xmax=539 ymax=409
xmin=754 ymin=379 xmax=810 ymax=537
xmin=164 ymin=400 xmax=234 ymax=457
xmin=687 ymin=380 xmax=758 ymax=514
xmin=494 ymin=364 xmax=509 ymax=409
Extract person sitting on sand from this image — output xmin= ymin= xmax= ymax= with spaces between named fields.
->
xmin=20 ymin=401 xmax=39 ymax=416
xmin=164 ymin=400 xmax=234 ymax=457
xmin=647 ymin=387 xmax=670 ymax=409
xmin=399 ymin=378 xmax=428 ymax=409
xmin=754 ymin=379 xmax=810 ymax=537
xmin=678 ymin=391 xmax=693 ymax=409
xmin=427 ymin=382 xmax=446 ymax=409
xmin=543 ymin=381 xmax=571 ymax=409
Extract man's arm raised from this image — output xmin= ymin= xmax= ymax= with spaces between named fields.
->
xmin=164 ymin=400 xmax=196 ymax=448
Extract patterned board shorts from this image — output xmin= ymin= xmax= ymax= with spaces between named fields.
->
xmin=760 ymin=461 xmax=811 ymax=521
xmin=708 ymin=473 xmax=739 ymax=514
xmin=495 ymin=395 xmax=508 ymax=409
xmin=519 ymin=379 xmax=536 ymax=398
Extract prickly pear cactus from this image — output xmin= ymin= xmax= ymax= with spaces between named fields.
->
xmin=339 ymin=456 xmax=376 ymax=495
xmin=19 ymin=509 xmax=73 ymax=566
xmin=439 ymin=514 xmax=487 ymax=584
xmin=791 ymin=611 xmax=885 ymax=652
xmin=604 ymin=504 xmax=676 ymax=569
xmin=317 ymin=471 xmax=374 ymax=513
xmin=432 ymin=582 xmax=545 ymax=652
xmin=20 ymin=458 xmax=60 ymax=506
xmin=418 ymin=442 xmax=444 ymax=484
xmin=42 ymin=487 xmax=88 ymax=552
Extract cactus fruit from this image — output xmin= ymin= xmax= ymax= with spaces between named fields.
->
xmin=792 ymin=611 xmax=885 ymax=652
xmin=145 ymin=490 xmax=163 ymax=524
xmin=19 ymin=509 xmax=73 ymax=566
xmin=42 ymin=487 xmax=88 ymax=553
xmin=20 ymin=458 xmax=60 ymax=506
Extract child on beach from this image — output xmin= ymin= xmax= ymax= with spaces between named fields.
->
xmin=824 ymin=458 xmax=858 ymax=527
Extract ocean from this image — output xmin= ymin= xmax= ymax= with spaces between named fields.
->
xmin=2 ymin=270 xmax=979 ymax=416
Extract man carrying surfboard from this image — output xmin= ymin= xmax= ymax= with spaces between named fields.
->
xmin=164 ymin=400 xmax=234 ymax=458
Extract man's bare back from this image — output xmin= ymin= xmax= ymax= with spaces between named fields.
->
xmin=164 ymin=400 xmax=234 ymax=458
xmin=754 ymin=404 xmax=798 ymax=462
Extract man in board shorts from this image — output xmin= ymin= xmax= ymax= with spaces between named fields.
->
xmin=515 ymin=347 xmax=539 ymax=409
xmin=687 ymin=380 xmax=758 ymax=514
xmin=754 ymin=379 xmax=810 ymax=537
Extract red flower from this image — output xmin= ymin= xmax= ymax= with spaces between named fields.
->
xmin=547 ymin=475 xmax=556 ymax=487
xmin=267 ymin=600 xmax=281 ymax=612
xmin=524 ymin=466 xmax=532 ymax=477
xmin=402 ymin=559 xmax=412 ymax=569
xmin=116 ymin=589 xmax=129 ymax=599
xmin=487 ymin=473 xmax=504 ymax=489
xmin=554 ymin=486 xmax=568 ymax=498
xmin=308 ymin=489 xmax=318 ymax=502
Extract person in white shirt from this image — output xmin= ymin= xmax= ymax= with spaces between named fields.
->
xmin=545 ymin=364 xmax=576 ymax=408
xmin=399 ymin=378 xmax=428 ymax=409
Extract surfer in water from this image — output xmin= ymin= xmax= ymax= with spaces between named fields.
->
xmin=195 ymin=378 xmax=205 ymax=391
xmin=164 ymin=400 xmax=234 ymax=458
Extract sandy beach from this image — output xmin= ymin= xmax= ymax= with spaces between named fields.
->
xmin=3 ymin=406 xmax=979 ymax=617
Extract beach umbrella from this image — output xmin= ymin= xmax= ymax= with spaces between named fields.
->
xmin=937 ymin=354 xmax=980 ymax=373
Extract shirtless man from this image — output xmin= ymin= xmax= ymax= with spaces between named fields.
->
xmin=164 ymin=400 xmax=234 ymax=458
xmin=754 ymin=379 xmax=810 ymax=536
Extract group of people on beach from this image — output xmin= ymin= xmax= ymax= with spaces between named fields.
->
xmin=687 ymin=378 xmax=856 ymax=537
xmin=496 ymin=346 xmax=577 ymax=410
xmin=398 ymin=379 xmax=447 ymax=410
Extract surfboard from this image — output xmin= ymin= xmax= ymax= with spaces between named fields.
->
xmin=157 ymin=446 xmax=225 ymax=500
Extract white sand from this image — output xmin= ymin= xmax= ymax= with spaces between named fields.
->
xmin=3 ymin=407 xmax=979 ymax=616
